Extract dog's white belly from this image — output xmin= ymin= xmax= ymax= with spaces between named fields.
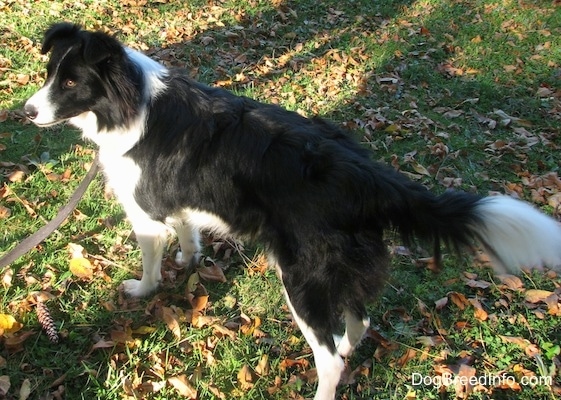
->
xmin=167 ymin=209 xmax=231 ymax=237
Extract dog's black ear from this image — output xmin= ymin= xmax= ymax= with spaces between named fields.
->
xmin=41 ymin=22 xmax=81 ymax=54
xmin=81 ymin=31 xmax=123 ymax=65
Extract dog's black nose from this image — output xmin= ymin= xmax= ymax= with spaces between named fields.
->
xmin=24 ymin=104 xmax=38 ymax=120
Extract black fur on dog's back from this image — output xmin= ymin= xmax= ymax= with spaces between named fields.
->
xmin=128 ymin=70 xmax=484 ymax=330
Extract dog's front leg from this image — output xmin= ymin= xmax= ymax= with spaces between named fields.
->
xmin=122 ymin=215 xmax=169 ymax=297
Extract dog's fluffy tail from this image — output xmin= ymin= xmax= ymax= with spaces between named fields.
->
xmin=472 ymin=196 xmax=561 ymax=272
xmin=390 ymin=187 xmax=561 ymax=273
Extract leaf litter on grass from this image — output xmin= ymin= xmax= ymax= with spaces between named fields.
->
xmin=1 ymin=0 xmax=561 ymax=398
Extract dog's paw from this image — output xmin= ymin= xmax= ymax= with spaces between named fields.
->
xmin=122 ymin=278 xmax=157 ymax=298
xmin=175 ymin=250 xmax=200 ymax=268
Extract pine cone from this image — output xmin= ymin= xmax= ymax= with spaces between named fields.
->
xmin=36 ymin=301 xmax=59 ymax=343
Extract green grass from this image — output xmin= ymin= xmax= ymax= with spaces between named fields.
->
xmin=1 ymin=0 xmax=561 ymax=399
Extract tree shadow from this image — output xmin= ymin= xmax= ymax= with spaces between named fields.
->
xmin=4 ymin=0 xmax=561 ymax=398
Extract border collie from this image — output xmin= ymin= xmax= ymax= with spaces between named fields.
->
xmin=24 ymin=23 xmax=561 ymax=399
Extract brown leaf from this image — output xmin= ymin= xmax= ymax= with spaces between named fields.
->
xmin=499 ymin=335 xmax=540 ymax=357
xmin=4 ymin=330 xmax=34 ymax=353
xmin=448 ymin=292 xmax=469 ymax=310
xmin=525 ymin=289 xmax=555 ymax=303
xmin=496 ymin=274 xmax=524 ymax=290
xmin=186 ymin=272 xmax=200 ymax=293
xmin=279 ymin=357 xmax=309 ymax=371
xmin=468 ymin=298 xmax=488 ymax=321
xmin=188 ymin=292 xmax=209 ymax=313
xmin=8 ymin=170 xmax=25 ymax=182
xmin=1 ymin=268 xmax=12 ymax=289
xmin=464 ymin=278 xmax=491 ymax=289
xmin=0 ymin=205 xmax=10 ymax=219
xmin=395 ymin=348 xmax=417 ymax=367
xmin=434 ymin=297 xmax=448 ymax=310
xmin=0 ymin=376 xmax=10 ymax=397
xmin=443 ymin=109 xmax=464 ymax=119
xmin=237 ymin=364 xmax=256 ymax=390
xmin=162 ymin=306 xmax=181 ymax=339
xmin=255 ymin=354 xmax=270 ymax=376
xmin=416 ymin=336 xmax=444 ymax=347
xmin=168 ymin=375 xmax=197 ymax=399
xmin=240 ymin=314 xmax=262 ymax=336
xmin=455 ymin=364 xmax=476 ymax=397
xmin=212 ymin=324 xmax=236 ymax=339
xmin=197 ymin=263 xmax=227 ymax=283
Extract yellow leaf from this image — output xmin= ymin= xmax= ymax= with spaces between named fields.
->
xmin=411 ymin=161 xmax=431 ymax=176
xmin=69 ymin=257 xmax=93 ymax=280
xmin=132 ymin=326 xmax=157 ymax=335
xmin=0 ymin=314 xmax=23 ymax=334
xmin=186 ymin=272 xmax=200 ymax=293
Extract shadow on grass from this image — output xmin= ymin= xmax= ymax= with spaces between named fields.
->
xmin=2 ymin=0 xmax=561 ymax=398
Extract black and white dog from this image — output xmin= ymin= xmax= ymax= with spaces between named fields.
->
xmin=24 ymin=23 xmax=561 ymax=399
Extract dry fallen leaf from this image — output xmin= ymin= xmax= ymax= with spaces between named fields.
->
xmin=448 ymin=292 xmax=469 ymax=310
xmin=525 ymin=289 xmax=554 ymax=303
xmin=197 ymin=264 xmax=227 ymax=283
xmin=468 ymin=298 xmax=488 ymax=321
xmin=0 ymin=313 xmax=23 ymax=335
xmin=1 ymin=268 xmax=13 ymax=289
xmin=161 ymin=306 xmax=182 ymax=339
xmin=19 ymin=378 xmax=32 ymax=400
xmin=237 ymin=364 xmax=256 ymax=390
xmin=69 ymin=258 xmax=94 ymax=280
xmin=500 ymin=335 xmax=540 ymax=357
xmin=0 ymin=375 xmax=10 ymax=397
xmin=168 ymin=375 xmax=197 ymax=399
xmin=496 ymin=274 xmax=524 ymax=290
xmin=255 ymin=354 xmax=270 ymax=376
xmin=395 ymin=348 xmax=417 ymax=367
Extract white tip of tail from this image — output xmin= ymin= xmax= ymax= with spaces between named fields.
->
xmin=475 ymin=196 xmax=561 ymax=273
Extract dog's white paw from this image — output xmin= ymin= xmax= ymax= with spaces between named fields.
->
xmin=122 ymin=278 xmax=158 ymax=298
xmin=175 ymin=250 xmax=200 ymax=268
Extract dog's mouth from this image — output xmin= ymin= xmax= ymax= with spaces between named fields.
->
xmin=32 ymin=120 xmax=66 ymax=128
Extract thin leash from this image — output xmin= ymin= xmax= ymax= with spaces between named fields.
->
xmin=0 ymin=153 xmax=100 ymax=269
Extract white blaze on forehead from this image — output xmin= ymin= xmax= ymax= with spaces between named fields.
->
xmin=24 ymin=46 xmax=75 ymax=126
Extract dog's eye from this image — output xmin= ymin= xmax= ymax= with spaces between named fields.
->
xmin=63 ymin=79 xmax=77 ymax=88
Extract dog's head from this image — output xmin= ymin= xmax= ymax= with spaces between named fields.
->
xmin=24 ymin=23 xmax=131 ymax=128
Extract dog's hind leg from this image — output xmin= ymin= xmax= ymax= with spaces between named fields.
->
xmin=122 ymin=216 xmax=169 ymax=297
xmin=174 ymin=223 xmax=201 ymax=268
xmin=281 ymin=284 xmax=344 ymax=400
xmin=335 ymin=308 xmax=370 ymax=358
